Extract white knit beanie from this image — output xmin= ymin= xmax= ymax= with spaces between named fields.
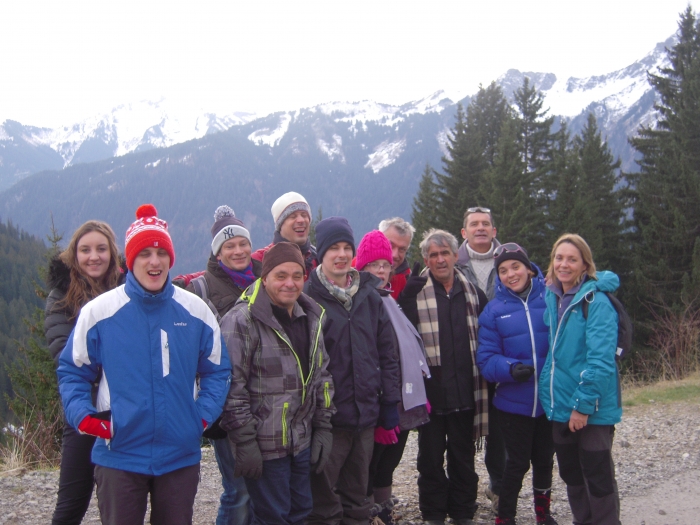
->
xmin=271 ymin=192 xmax=311 ymax=231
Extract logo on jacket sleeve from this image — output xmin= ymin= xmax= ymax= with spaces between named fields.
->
xmin=174 ymin=322 xmax=187 ymax=326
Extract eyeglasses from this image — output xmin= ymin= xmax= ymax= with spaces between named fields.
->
xmin=366 ymin=262 xmax=392 ymax=271
xmin=466 ymin=206 xmax=491 ymax=214
xmin=494 ymin=242 xmax=527 ymax=258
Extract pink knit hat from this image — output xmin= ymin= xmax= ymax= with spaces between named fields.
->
xmin=356 ymin=230 xmax=393 ymax=270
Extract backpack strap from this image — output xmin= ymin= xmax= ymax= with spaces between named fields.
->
xmin=191 ymin=275 xmax=221 ymax=324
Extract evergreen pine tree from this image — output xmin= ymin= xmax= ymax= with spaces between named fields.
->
xmin=511 ymin=77 xmax=556 ymax=259
xmin=630 ymin=7 xmax=700 ymax=310
xmin=573 ymin=113 xmax=624 ymax=271
xmin=434 ymin=104 xmax=488 ymax=237
xmin=410 ymin=164 xmax=441 ymax=262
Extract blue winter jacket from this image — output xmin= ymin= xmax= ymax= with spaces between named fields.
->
xmin=477 ymin=264 xmax=549 ymax=417
xmin=538 ymin=271 xmax=622 ymax=426
xmin=57 ymin=272 xmax=232 ymax=476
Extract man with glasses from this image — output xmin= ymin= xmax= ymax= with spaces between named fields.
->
xmin=378 ymin=217 xmax=416 ymax=299
xmin=457 ymin=206 xmax=505 ymax=513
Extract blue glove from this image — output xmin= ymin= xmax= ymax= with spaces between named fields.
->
xmin=379 ymin=403 xmax=399 ymax=430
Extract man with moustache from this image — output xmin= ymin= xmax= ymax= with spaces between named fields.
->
xmin=398 ymin=229 xmax=488 ymax=525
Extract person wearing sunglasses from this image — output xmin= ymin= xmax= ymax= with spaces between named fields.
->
xmin=476 ymin=243 xmax=558 ymax=525
xmin=457 ymin=207 xmax=501 ymax=301
xmin=456 ymin=206 xmax=505 ymax=513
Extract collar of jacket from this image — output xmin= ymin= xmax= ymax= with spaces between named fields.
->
xmin=207 ymin=254 xmax=262 ymax=282
xmin=308 ymin=269 xmax=378 ymax=310
xmin=125 ymin=271 xmax=173 ymax=303
xmin=241 ymin=278 xmax=323 ymax=329
xmin=393 ymin=259 xmax=410 ymax=277
xmin=495 ymin=262 xmax=546 ymax=303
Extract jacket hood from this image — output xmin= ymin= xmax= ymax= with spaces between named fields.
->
xmin=47 ymin=253 xmax=128 ymax=292
xmin=47 ymin=254 xmax=71 ymax=292
xmin=579 ymin=270 xmax=620 ymax=297
xmin=207 ymin=254 xmax=263 ymax=278
xmin=241 ymin=278 xmax=323 ymax=326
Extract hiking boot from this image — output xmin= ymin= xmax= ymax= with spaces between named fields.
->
xmin=495 ymin=518 xmax=516 ymax=525
xmin=485 ymin=485 xmax=500 ymax=513
xmin=452 ymin=519 xmax=476 ymax=525
xmin=534 ymin=490 xmax=558 ymax=525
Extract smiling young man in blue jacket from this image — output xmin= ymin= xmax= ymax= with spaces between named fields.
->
xmin=58 ymin=204 xmax=232 ymax=525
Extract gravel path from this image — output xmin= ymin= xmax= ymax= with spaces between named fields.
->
xmin=1 ymin=400 xmax=699 ymax=525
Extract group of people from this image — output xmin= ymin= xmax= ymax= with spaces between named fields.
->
xmin=46 ymin=193 xmax=622 ymax=525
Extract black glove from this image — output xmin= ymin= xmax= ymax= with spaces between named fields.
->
xmin=510 ymin=363 xmax=535 ymax=382
xmin=310 ymin=427 xmax=333 ymax=474
xmin=231 ymin=438 xmax=263 ymax=479
xmin=202 ymin=415 xmax=227 ymax=440
xmin=378 ymin=403 xmax=400 ymax=430
xmin=399 ymin=262 xmax=428 ymax=300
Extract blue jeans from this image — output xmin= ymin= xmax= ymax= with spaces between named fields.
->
xmin=245 ymin=447 xmax=312 ymax=525
xmin=212 ymin=438 xmax=251 ymax=525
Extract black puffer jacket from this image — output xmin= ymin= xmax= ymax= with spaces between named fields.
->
xmin=304 ymin=270 xmax=401 ymax=430
xmin=44 ymin=255 xmax=126 ymax=366
xmin=44 ymin=256 xmax=74 ymax=366
xmin=186 ymin=255 xmax=263 ymax=319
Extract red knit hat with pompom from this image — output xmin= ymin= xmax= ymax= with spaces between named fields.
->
xmin=124 ymin=204 xmax=175 ymax=270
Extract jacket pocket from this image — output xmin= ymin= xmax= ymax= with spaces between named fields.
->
xmin=161 ymin=329 xmax=170 ymax=377
xmin=281 ymin=402 xmax=289 ymax=447
xmin=323 ymin=381 xmax=331 ymax=408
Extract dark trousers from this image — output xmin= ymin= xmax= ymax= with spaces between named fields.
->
xmin=245 ymin=447 xmax=312 ymax=525
xmin=309 ymin=427 xmax=375 ymax=525
xmin=367 ymin=429 xmax=410 ymax=494
xmin=51 ymin=423 xmax=96 ymax=525
xmin=497 ymin=410 xmax=554 ymax=520
xmin=484 ymin=383 xmax=506 ymax=494
xmin=94 ymin=463 xmax=200 ymax=525
xmin=552 ymin=422 xmax=620 ymax=525
xmin=417 ymin=410 xmax=478 ymax=521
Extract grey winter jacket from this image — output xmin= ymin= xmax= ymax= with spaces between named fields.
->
xmin=220 ymin=279 xmax=335 ymax=460
xmin=457 ymin=239 xmax=501 ymax=300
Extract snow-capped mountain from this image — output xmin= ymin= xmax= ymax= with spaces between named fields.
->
xmin=0 ymin=33 xmax=673 ymax=192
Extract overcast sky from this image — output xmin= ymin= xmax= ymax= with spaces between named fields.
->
xmin=0 ymin=0 xmax=693 ymax=128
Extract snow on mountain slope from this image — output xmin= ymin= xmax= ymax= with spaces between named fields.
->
xmin=2 ymin=99 xmax=257 ymax=167
xmin=0 ymin=34 xmax=677 ymax=178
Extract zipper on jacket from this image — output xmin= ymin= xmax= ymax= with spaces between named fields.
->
xmin=324 ymin=381 xmax=331 ymax=408
xmin=508 ymin=285 xmax=539 ymax=417
xmin=271 ymin=308 xmax=324 ymax=406
xmin=281 ymin=402 xmax=289 ymax=446
xmin=548 ymin=295 xmax=586 ymax=411
xmin=522 ymin=300 xmax=539 ymax=418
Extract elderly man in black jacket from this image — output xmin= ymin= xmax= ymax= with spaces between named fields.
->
xmin=398 ymin=228 xmax=488 ymax=525
xmin=305 ymin=216 xmax=401 ymax=525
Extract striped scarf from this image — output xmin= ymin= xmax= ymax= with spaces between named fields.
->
xmin=316 ymin=266 xmax=360 ymax=312
xmin=416 ymin=269 xmax=488 ymax=441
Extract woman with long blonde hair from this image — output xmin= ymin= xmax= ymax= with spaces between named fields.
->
xmin=538 ymin=234 xmax=622 ymax=525
xmin=45 ymin=220 xmax=123 ymax=525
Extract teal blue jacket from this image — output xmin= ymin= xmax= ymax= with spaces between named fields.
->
xmin=538 ymin=271 xmax=622 ymax=426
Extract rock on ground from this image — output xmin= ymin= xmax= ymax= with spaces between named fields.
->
xmin=1 ymin=401 xmax=699 ymax=524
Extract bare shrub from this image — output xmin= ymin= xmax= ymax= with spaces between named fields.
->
xmin=642 ymin=301 xmax=700 ymax=381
